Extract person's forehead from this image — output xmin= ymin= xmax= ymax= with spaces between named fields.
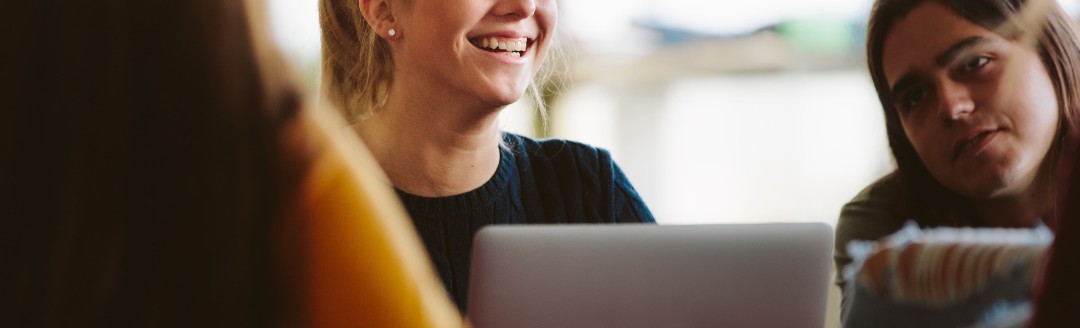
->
xmin=881 ymin=2 xmax=991 ymax=86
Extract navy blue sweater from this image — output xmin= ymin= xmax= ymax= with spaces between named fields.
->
xmin=395 ymin=133 xmax=656 ymax=312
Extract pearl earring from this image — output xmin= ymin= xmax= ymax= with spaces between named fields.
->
xmin=388 ymin=28 xmax=397 ymax=37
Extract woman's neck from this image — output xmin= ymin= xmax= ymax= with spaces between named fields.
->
xmin=972 ymin=157 xmax=1062 ymax=227
xmin=969 ymin=183 xmax=1048 ymax=228
xmin=354 ymin=90 xmax=503 ymax=198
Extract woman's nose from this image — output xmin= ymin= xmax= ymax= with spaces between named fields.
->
xmin=493 ymin=0 xmax=536 ymax=20
xmin=936 ymin=81 xmax=975 ymax=123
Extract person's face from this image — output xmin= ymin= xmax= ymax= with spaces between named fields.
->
xmin=882 ymin=2 xmax=1059 ymax=200
xmin=393 ymin=0 xmax=556 ymax=108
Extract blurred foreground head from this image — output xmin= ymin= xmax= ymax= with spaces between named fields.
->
xmin=1 ymin=0 xmax=303 ymax=326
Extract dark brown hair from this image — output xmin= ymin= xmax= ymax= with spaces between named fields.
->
xmin=1034 ymin=139 xmax=1080 ymax=326
xmin=0 ymin=0 xmax=303 ymax=326
xmin=865 ymin=0 xmax=1080 ymax=226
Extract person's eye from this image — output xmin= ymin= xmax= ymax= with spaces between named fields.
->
xmin=962 ymin=56 xmax=990 ymax=71
xmin=898 ymin=88 xmax=929 ymax=111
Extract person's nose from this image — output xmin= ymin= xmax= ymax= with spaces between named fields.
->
xmin=493 ymin=0 xmax=536 ymax=20
xmin=936 ymin=81 xmax=975 ymax=124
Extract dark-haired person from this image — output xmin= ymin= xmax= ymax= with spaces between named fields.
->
xmin=835 ymin=0 xmax=1080 ymax=314
xmin=1 ymin=0 xmax=461 ymax=326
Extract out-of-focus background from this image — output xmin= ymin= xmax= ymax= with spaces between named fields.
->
xmin=267 ymin=1 xmax=1080 ymax=326
xmin=268 ymin=0 xmax=1080 ymax=227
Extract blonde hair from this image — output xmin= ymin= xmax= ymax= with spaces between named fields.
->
xmin=319 ymin=0 xmax=396 ymax=123
xmin=318 ymin=0 xmax=560 ymax=126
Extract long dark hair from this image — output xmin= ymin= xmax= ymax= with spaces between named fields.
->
xmin=1 ymin=0 xmax=303 ymax=326
xmin=1034 ymin=143 xmax=1080 ymax=326
xmin=865 ymin=0 xmax=1080 ymax=226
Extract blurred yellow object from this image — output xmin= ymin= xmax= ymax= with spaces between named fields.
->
xmin=281 ymin=106 xmax=463 ymax=328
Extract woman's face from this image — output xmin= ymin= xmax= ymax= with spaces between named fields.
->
xmin=882 ymin=2 xmax=1059 ymax=200
xmin=392 ymin=0 xmax=556 ymax=108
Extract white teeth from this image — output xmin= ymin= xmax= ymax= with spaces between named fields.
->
xmin=509 ymin=52 xmax=521 ymax=57
xmin=477 ymin=37 xmax=528 ymax=52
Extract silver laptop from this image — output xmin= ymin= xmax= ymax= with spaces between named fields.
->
xmin=467 ymin=223 xmax=834 ymax=328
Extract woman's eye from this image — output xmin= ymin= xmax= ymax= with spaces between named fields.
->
xmin=899 ymin=88 xmax=928 ymax=111
xmin=962 ymin=56 xmax=990 ymax=71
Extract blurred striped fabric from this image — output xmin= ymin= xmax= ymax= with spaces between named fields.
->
xmin=841 ymin=222 xmax=1053 ymax=328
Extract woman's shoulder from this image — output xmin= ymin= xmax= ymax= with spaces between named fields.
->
xmin=837 ymin=172 xmax=910 ymax=244
xmin=500 ymin=132 xmax=654 ymax=223
xmin=835 ymin=172 xmax=910 ymax=298
xmin=501 ymin=132 xmax=612 ymax=165
xmin=848 ymin=172 xmax=905 ymax=207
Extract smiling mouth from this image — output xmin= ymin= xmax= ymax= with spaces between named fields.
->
xmin=469 ymin=36 xmax=530 ymax=57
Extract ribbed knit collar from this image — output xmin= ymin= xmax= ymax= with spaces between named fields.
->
xmin=394 ymin=144 xmax=515 ymax=218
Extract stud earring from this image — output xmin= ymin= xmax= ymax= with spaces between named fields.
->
xmin=388 ymin=28 xmax=397 ymax=37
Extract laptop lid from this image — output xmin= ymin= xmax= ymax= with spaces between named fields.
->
xmin=467 ymin=223 xmax=834 ymax=328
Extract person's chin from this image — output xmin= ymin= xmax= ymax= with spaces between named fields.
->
xmin=481 ymin=88 xmax=528 ymax=108
xmin=951 ymin=173 xmax=1015 ymax=200
xmin=485 ymin=96 xmax=523 ymax=109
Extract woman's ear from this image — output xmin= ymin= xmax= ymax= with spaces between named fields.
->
xmin=358 ymin=0 xmax=399 ymax=39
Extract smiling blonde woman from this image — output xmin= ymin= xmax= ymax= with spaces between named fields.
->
xmin=320 ymin=0 xmax=657 ymax=311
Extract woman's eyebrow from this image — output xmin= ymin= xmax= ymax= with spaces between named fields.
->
xmin=888 ymin=36 xmax=994 ymax=102
xmin=935 ymin=36 xmax=992 ymax=67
